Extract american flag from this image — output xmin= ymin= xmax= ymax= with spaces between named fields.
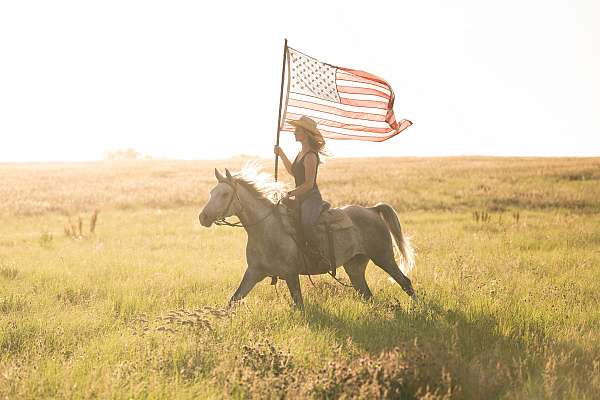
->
xmin=280 ymin=47 xmax=412 ymax=141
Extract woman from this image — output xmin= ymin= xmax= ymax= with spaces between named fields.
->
xmin=274 ymin=116 xmax=330 ymax=257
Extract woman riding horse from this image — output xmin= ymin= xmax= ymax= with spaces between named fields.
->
xmin=274 ymin=116 xmax=329 ymax=264
xmin=199 ymin=115 xmax=416 ymax=308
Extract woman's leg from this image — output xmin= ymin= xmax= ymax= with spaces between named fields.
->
xmin=299 ymin=191 xmax=323 ymax=248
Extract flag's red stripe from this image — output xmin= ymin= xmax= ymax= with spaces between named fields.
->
xmin=320 ymin=121 xmax=411 ymax=141
xmin=388 ymin=112 xmax=396 ymax=124
xmin=280 ymin=124 xmax=363 ymax=138
xmin=336 ymin=72 xmax=389 ymax=90
xmin=281 ymin=121 xmax=386 ymax=138
xmin=339 ymin=67 xmax=391 ymax=88
xmin=336 ymin=85 xmax=390 ymax=99
xmin=286 ymin=112 xmax=393 ymax=134
xmin=287 ymin=99 xmax=387 ymax=122
xmin=397 ymin=119 xmax=413 ymax=130
xmin=340 ymin=98 xmax=389 ymax=109
xmin=319 ymin=129 xmax=398 ymax=141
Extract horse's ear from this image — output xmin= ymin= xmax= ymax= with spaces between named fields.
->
xmin=225 ymin=168 xmax=233 ymax=181
xmin=215 ymin=168 xmax=225 ymax=182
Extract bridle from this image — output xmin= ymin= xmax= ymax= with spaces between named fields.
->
xmin=213 ymin=180 xmax=280 ymax=228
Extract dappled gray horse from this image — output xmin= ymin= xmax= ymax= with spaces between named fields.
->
xmin=198 ymin=166 xmax=416 ymax=308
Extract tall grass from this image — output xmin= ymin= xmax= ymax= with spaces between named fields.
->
xmin=0 ymin=157 xmax=599 ymax=399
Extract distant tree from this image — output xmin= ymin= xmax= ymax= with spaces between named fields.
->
xmin=104 ymin=148 xmax=141 ymax=161
xmin=229 ymin=154 xmax=260 ymax=160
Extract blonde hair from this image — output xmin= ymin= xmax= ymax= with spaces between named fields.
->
xmin=299 ymin=127 xmax=331 ymax=159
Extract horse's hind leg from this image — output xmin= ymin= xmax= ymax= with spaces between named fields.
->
xmin=373 ymin=257 xmax=416 ymax=300
xmin=343 ymin=254 xmax=372 ymax=300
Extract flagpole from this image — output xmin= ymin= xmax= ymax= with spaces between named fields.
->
xmin=274 ymin=38 xmax=288 ymax=182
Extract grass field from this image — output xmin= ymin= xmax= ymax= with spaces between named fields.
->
xmin=1 ymin=157 xmax=599 ymax=399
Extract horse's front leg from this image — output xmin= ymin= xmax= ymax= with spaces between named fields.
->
xmin=228 ymin=267 xmax=266 ymax=306
xmin=284 ymin=273 xmax=304 ymax=309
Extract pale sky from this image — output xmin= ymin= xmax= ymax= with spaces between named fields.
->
xmin=1 ymin=0 xmax=599 ymax=162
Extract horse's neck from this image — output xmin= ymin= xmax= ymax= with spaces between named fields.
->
xmin=236 ymin=185 xmax=276 ymax=232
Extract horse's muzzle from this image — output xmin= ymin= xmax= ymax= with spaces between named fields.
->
xmin=198 ymin=212 xmax=212 ymax=227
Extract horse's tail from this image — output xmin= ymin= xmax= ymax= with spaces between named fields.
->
xmin=373 ymin=203 xmax=415 ymax=274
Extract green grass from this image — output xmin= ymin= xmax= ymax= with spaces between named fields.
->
xmin=1 ymin=157 xmax=599 ymax=399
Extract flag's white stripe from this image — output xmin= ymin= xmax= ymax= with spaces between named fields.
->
xmin=336 ymin=79 xmax=391 ymax=95
xmin=338 ymin=92 xmax=389 ymax=101
xmin=320 ymin=125 xmax=391 ymax=137
xmin=288 ymin=92 xmax=387 ymax=115
xmin=287 ymin=105 xmax=390 ymax=129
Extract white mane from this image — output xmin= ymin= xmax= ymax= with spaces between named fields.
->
xmin=231 ymin=161 xmax=289 ymax=204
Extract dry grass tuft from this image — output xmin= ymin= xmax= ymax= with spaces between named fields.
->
xmin=130 ymin=306 xmax=233 ymax=337
xmin=63 ymin=210 xmax=100 ymax=239
xmin=0 ymin=263 xmax=19 ymax=280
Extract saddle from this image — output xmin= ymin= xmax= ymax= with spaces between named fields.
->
xmin=280 ymin=197 xmax=355 ymax=274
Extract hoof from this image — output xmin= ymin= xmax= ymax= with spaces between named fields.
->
xmin=227 ymin=298 xmax=245 ymax=309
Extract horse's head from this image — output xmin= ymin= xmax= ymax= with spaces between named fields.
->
xmin=198 ymin=168 xmax=241 ymax=227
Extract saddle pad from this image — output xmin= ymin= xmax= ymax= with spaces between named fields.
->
xmin=316 ymin=208 xmax=355 ymax=231
xmin=279 ymin=203 xmax=354 ymax=232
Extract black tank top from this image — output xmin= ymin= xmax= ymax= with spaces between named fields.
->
xmin=292 ymin=150 xmax=320 ymax=192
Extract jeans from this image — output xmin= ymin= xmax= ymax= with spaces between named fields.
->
xmin=298 ymin=188 xmax=323 ymax=247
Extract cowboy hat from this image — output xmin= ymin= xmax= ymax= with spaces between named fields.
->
xmin=288 ymin=116 xmax=322 ymax=137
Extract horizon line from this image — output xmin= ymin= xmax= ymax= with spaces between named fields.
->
xmin=1 ymin=154 xmax=599 ymax=165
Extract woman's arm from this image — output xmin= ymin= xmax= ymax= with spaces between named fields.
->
xmin=289 ymin=153 xmax=317 ymax=197
xmin=274 ymin=146 xmax=294 ymax=175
